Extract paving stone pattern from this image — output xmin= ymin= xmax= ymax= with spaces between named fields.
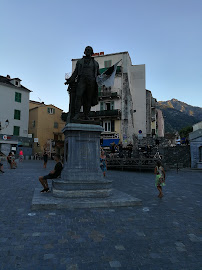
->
xmin=0 ymin=160 xmax=201 ymax=270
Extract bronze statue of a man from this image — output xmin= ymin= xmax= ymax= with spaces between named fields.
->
xmin=65 ymin=46 xmax=100 ymax=120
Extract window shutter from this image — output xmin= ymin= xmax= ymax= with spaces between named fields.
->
xmin=14 ymin=110 xmax=21 ymax=120
xmin=15 ymin=92 xmax=21 ymax=102
xmin=13 ymin=126 xmax=20 ymax=136
xmin=104 ymin=60 xmax=112 ymax=68
xmin=53 ymin=109 xmax=55 ymax=114
xmin=48 ymin=108 xmax=50 ymax=113
xmin=100 ymin=102 xmax=104 ymax=111
xmin=98 ymin=86 xmax=101 ymax=97
xmin=110 ymin=101 xmax=114 ymax=110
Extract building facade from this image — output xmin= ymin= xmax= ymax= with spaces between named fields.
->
xmin=70 ymin=51 xmax=164 ymax=146
xmin=0 ymin=75 xmax=32 ymax=156
xmin=29 ymin=101 xmax=65 ymax=157
xmin=189 ymin=121 xmax=202 ymax=169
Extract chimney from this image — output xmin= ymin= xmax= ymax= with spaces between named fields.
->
xmin=7 ymin=75 xmax=11 ymax=79
xmin=100 ymin=52 xmax=104 ymax=55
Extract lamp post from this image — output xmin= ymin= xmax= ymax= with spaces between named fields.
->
xmin=0 ymin=119 xmax=9 ymax=131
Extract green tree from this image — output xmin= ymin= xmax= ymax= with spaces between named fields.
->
xmin=179 ymin=126 xmax=193 ymax=138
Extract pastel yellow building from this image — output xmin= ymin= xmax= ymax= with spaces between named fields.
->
xmin=29 ymin=101 xmax=65 ymax=156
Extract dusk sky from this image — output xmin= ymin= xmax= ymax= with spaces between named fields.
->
xmin=1 ymin=0 xmax=202 ymax=111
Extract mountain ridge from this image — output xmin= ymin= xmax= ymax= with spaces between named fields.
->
xmin=157 ymin=99 xmax=202 ymax=133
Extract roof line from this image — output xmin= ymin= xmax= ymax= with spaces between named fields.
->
xmin=29 ymin=100 xmax=63 ymax=111
xmin=71 ymin=51 xmax=129 ymax=61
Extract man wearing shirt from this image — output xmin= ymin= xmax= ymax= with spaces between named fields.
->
xmin=39 ymin=154 xmax=63 ymax=193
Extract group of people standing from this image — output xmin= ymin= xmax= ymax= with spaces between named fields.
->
xmin=110 ymin=141 xmax=133 ymax=159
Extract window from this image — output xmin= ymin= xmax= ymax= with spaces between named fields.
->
xmin=15 ymin=81 xmax=19 ymax=86
xmin=32 ymin=120 xmax=35 ymax=127
xmin=14 ymin=110 xmax=21 ymax=120
xmin=104 ymin=60 xmax=112 ymax=68
xmin=103 ymin=120 xmax=111 ymax=132
xmin=13 ymin=126 xmax=20 ymax=136
xmin=106 ymin=102 xmax=111 ymax=110
xmin=54 ymin=122 xmax=58 ymax=128
xmin=47 ymin=108 xmax=55 ymax=114
xmin=105 ymin=101 xmax=114 ymax=110
xmin=15 ymin=92 xmax=21 ymax=103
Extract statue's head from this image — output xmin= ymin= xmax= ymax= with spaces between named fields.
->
xmin=84 ymin=46 xmax=94 ymax=56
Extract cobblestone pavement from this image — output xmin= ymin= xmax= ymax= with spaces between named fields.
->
xmin=0 ymin=160 xmax=201 ymax=270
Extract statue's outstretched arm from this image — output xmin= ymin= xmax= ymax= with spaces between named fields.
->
xmin=64 ymin=63 xmax=79 ymax=85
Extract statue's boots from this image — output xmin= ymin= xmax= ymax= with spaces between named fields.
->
xmin=84 ymin=115 xmax=90 ymax=120
xmin=72 ymin=113 xmax=80 ymax=120
xmin=84 ymin=105 xmax=91 ymax=120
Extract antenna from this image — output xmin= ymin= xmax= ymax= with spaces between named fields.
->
xmin=38 ymin=97 xmax=42 ymax=102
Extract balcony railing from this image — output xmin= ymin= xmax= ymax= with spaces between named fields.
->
xmin=98 ymin=88 xmax=121 ymax=99
xmin=98 ymin=91 xmax=120 ymax=99
xmin=89 ymin=109 xmax=121 ymax=118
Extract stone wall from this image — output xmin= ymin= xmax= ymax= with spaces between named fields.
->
xmin=161 ymin=145 xmax=191 ymax=168
xmin=132 ymin=136 xmax=191 ymax=168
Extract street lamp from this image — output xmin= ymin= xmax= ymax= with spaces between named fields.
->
xmin=0 ymin=119 xmax=9 ymax=130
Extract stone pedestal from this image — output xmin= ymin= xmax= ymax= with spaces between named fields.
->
xmin=52 ymin=123 xmax=112 ymax=198
xmin=32 ymin=123 xmax=142 ymax=209
xmin=197 ymin=162 xmax=202 ymax=169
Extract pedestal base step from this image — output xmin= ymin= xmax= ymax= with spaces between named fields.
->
xmin=31 ymin=188 xmax=142 ymax=210
xmin=52 ymin=179 xmax=113 ymax=198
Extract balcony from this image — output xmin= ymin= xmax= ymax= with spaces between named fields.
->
xmin=98 ymin=91 xmax=120 ymax=99
xmin=98 ymin=88 xmax=121 ymax=99
xmin=89 ymin=109 xmax=121 ymax=119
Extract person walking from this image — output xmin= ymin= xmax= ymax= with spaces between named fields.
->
xmin=11 ymin=153 xmax=17 ymax=168
xmin=100 ymin=150 xmax=107 ymax=177
xmin=39 ymin=154 xmax=63 ymax=193
xmin=19 ymin=149 xmax=24 ymax=162
xmin=110 ymin=142 xmax=116 ymax=159
xmin=7 ymin=152 xmax=16 ymax=169
xmin=43 ymin=151 xmax=48 ymax=168
xmin=154 ymin=161 xmax=166 ymax=198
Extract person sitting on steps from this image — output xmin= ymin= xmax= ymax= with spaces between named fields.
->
xmin=39 ymin=154 xmax=63 ymax=193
